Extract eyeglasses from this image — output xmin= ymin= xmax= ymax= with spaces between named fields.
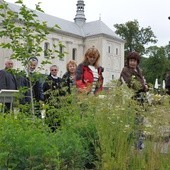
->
xmin=51 ymin=69 xmax=57 ymax=71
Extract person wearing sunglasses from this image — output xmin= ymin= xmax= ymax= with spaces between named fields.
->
xmin=43 ymin=65 xmax=65 ymax=102
xmin=43 ymin=65 xmax=65 ymax=131
xmin=76 ymin=46 xmax=104 ymax=95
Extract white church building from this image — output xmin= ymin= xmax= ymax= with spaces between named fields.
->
xmin=0 ymin=0 xmax=125 ymax=85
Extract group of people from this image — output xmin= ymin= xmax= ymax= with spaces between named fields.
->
xmin=0 ymin=47 xmax=105 ymax=111
xmin=4 ymin=46 xmax=170 ymax=113
xmin=42 ymin=46 xmax=104 ymax=103
xmin=0 ymin=57 xmax=44 ymax=110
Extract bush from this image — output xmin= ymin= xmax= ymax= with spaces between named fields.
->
xmin=0 ymin=114 xmax=60 ymax=169
xmin=0 ymin=84 xmax=170 ymax=169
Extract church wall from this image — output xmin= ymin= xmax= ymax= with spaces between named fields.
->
xmin=42 ymin=32 xmax=84 ymax=77
xmin=0 ymin=30 xmax=84 ymax=77
xmin=0 ymin=28 xmax=124 ymax=85
xmin=101 ymin=38 xmax=124 ymax=85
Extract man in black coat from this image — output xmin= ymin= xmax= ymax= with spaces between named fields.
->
xmin=0 ymin=59 xmax=17 ymax=90
xmin=18 ymin=57 xmax=44 ymax=104
xmin=43 ymin=65 xmax=65 ymax=102
xmin=0 ymin=59 xmax=18 ymax=110
xmin=43 ymin=65 xmax=65 ymax=131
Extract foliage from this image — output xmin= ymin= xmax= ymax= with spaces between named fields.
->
xmin=93 ymin=85 xmax=135 ymax=169
xmin=114 ymin=19 xmax=157 ymax=56
xmin=53 ymin=128 xmax=89 ymax=169
xmin=44 ymin=90 xmax=99 ymax=168
xmin=0 ymin=83 xmax=170 ymax=169
xmin=142 ymin=46 xmax=170 ymax=84
xmin=114 ymin=19 xmax=170 ymax=85
xmin=0 ymin=114 xmax=60 ymax=169
xmin=164 ymin=42 xmax=170 ymax=60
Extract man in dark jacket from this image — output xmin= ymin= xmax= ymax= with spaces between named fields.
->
xmin=17 ymin=57 xmax=44 ymax=116
xmin=18 ymin=57 xmax=44 ymax=105
xmin=43 ymin=65 xmax=65 ymax=102
xmin=43 ymin=65 xmax=65 ymax=131
xmin=0 ymin=59 xmax=18 ymax=110
xmin=0 ymin=59 xmax=17 ymax=90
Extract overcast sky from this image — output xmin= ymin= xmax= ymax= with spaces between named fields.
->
xmin=6 ymin=0 xmax=170 ymax=47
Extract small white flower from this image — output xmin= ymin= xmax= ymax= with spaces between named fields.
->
xmin=125 ymin=125 xmax=130 ymax=128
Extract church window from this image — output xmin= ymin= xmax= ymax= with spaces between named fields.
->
xmin=44 ymin=42 xmax=50 ymax=57
xmin=59 ymin=43 xmax=64 ymax=61
xmin=72 ymin=48 xmax=77 ymax=60
xmin=108 ymin=46 xmax=111 ymax=53
xmin=116 ymin=48 xmax=119 ymax=55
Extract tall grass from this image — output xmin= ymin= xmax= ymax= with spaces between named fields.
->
xmin=0 ymin=84 xmax=170 ymax=169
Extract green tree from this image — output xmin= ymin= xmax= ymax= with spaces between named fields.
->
xmin=142 ymin=46 xmax=170 ymax=84
xmin=0 ymin=0 xmax=62 ymax=114
xmin=114 ymin=20 xmax=157 ymax=55
xmin=164 ymin=42 xmax=170 ymax=60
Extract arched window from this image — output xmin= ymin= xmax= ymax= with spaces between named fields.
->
xmin=44 ymin=42 xmax=50 ymax=57
xmin=72 ymin=48 xmax=77 ymax=60
xmin=59 ymin=43 xmax=64 ymax=61
xmin=116 ymin=48 xmax=119 ymax=55
xmin=108 ymin=46 xmax=111 ymax=53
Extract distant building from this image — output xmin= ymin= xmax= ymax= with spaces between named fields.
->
xmin=0 ymin=0 xmax=125 ymax=84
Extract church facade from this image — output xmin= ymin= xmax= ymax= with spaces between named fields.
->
xmin=0 ymin=0 xmax=125 ymax=85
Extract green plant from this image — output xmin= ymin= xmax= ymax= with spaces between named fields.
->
xmin=1 ymin=81 xmax=170 ymax=169
xmin=0 ymin=114 xmax=60 ymax=169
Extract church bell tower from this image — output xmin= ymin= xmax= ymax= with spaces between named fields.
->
xmin=74 ymin=0 xmax=86 ymax=27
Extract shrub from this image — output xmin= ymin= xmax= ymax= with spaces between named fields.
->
xmin=0 ymin=114 xmax=60 ymax=169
